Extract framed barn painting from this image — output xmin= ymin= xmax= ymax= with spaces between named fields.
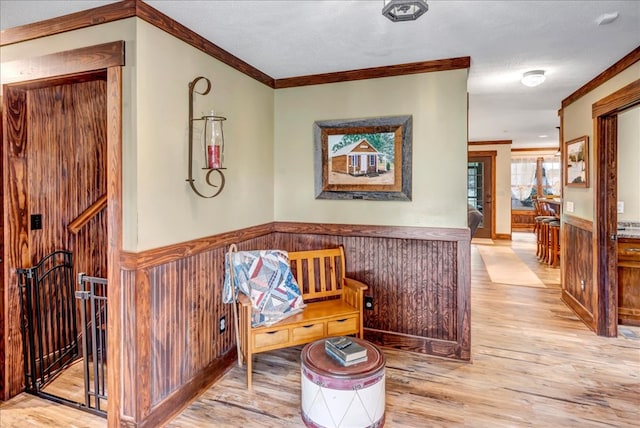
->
xmin=564 ymin=135 xmax=589 ymax=188
xmin=313 ymin=115 xmax=412 ymax=200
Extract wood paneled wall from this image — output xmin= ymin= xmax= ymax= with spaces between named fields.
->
xmin=272 ymin=224 xmax=470 ymax=359
xmin=2 ymin=76 xmax=107 ymax=399
xmin=561 ymin=216 xmax=595 ymax=330
xmin=119 ymin=230 xmax=272 ymax=425
xmin=117 ymin=221 xmax=470 ymax=426
xmin=27 ymin=80 xmax=108 ymax=275
xmin=512 ymin=209 xmax=535 ymax=232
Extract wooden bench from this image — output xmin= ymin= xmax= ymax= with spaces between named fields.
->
xmin=235 ymin=246 xmax=368 ymax=389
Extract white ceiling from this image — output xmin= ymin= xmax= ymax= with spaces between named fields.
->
xmin=2 ymin=0 xmax=639 ymax=148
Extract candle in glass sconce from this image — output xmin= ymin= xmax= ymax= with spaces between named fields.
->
xmin=205 ymin=111 xmax=223 ymax=169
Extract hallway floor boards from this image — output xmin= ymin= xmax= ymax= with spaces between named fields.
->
xmin=1 ymin=233 xmax=638 ymax=427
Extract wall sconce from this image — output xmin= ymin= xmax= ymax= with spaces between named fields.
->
xmin=187 ymin=76 xmax=227 ymax=198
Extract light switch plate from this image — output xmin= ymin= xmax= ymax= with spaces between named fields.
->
xmin=617 ymin=201 xmax=624 ymax=213
xmin=566 ymin=201 xmax=574 ymax=213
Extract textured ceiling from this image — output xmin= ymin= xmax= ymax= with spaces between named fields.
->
xmin=2 ymin=0 xmax=639 ymax=148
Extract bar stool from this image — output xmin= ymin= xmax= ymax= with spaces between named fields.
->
xmin=548 ymin=220 xmax=561 ymax=267
xmin=534 ymin=200 xmax=556 ymax=260
xmin=538 ymin=218 xmax=555 ymax=262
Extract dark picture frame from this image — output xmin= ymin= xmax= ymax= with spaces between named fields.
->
xmin=313 ymin=115 xmax=412 ymax=200
xmin=564 ymin=135 xmax=589 ymax=188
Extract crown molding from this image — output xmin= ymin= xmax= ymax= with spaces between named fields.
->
xmin=1 ymin=0 xmax=471 ymax=90
xmin=562 ymin=45 xmax=640 ymax=109
xmin=468 ymin=140 xmax=511 ymax=146
xmin=274 ymin=56 xmax=471 ymax=89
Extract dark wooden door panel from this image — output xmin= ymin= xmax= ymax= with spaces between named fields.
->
xmin=468 ymin=155 xmax=493 ymax=239
xmin=2 ymin=77 xmax=108 ymax=400
xmin=26 ymin=80 xmax=107 ymax=277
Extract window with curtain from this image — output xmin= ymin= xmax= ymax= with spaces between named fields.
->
xmin=511 ymin=155 xmax=560 ymax=209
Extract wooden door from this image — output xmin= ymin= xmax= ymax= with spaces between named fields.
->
xmin=468 ymin=154 xmax=494 ymax=239
xmin=0 ymin=97 xmax=4 ymax=398
xmin=593 ymin=79 xmax=640 ymax=336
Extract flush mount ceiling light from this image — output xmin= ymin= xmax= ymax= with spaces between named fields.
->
xmin=521 ymin=70 xmax=546 ymax=87
xmin=382 ymin=0 xmax=428 ymax=22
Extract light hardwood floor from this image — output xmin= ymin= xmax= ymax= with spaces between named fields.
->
xmin=2 ymin=233 xmax=639 ymax=427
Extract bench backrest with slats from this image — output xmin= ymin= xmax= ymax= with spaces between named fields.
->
xmin=287 ymin=247 xmax=346 ymax=302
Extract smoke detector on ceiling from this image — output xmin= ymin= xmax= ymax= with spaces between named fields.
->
xmin=596 ymin=12 xmax=619 ymax=26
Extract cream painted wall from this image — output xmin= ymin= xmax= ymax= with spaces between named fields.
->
xmin=135 ymin=21 xmax=274 ymax=250
xmin=617 ymin=105 xmax=640 ymax=222
xmin=561 ymin=62 xmax=640 ymax=221
xmin=273 ymin=70 xmax=469 ymax=228
xmin=469 ymin=144 xmax=512 ymax=236
xmin=1 ymin=18 xmax=275 ymax=251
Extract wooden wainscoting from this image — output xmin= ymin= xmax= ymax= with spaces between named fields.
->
xmin=115 ymin=221 xmax=470 ymax=426
xmin=116 ymin=225 xmax=273 ymax=427
xmin=512 ymin=209 xmax=535 ymax=232
xmin=272 ymin=222 xmax=471 ymax=360
xmin=561 ymin=215 xmax=595 ymax=330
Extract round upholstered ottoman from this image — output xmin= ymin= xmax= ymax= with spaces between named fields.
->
xmin=301 ymin=338 xmax=386 ymax=428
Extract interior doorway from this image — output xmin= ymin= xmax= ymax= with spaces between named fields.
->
xmin=468 ymin=152 xmax=496 ymax=239
xmin=4 ymin=72 xmax=108 ymax=414
xmin=593 ymin=79 xmax=640 ymax=336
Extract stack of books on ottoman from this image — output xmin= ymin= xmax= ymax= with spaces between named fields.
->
xmin=325 ymin=337 xmax=368 ymax=366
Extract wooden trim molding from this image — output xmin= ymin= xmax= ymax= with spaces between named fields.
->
xmin=592 ymin=79 xmax=640 ymax=118
xmin=494 ymin=233 xmax=512 ymax=240
xmin=106 ymin=64 xmax=124 ymax=427
xmin=1 ymin=1 xmax=471 ymax=90
xmin=1 ymin=41 xmax=125 ymax=85
xmin=134 ymin=222 xmax=274 ymax=270
xmin=133 ymin=1 xmax=274 ymax=88
xmin=562 ymin=214 xmax=593 ymax=232
xmin=561 ymin=289 xmax=595 ymax=331
xmin=468 ymin=151 xmax=497 ymax=240
xmin=133 ymin=221 xmax=471 ymax=271
xmin=274 ymin=56 xmax=471 ymax=89
xmin=511 ymin=147 xmax=559 ymax=153
xmin=592 ymin=78 xmax=640 ymax=338
xmin=0 ymin=95 xmax=4 ymax=400
xmin=0 ymin=0 xmax=274 ymax=88
xmin=273 ymin=221 xmax=470 ymax=242
xmin=0 ymin=0 xmax=137 ymax=46
xmin=139 ymin=351 xmax=236 ymax=428
xmin=468 ymin=140 xmax=511 ymax=146
xmin=562 ymin=45 xmax=640 ymax=109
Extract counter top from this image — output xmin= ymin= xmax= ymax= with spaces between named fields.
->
xmin=618 ymin=221 xmax=640 ymax=239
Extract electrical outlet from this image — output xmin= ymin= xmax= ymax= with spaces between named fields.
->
xmin=580 ymin=279 xmax=585 ymax=291
xmin=617 ymin=201 xmax=624 ymax=214
xmin=364 ymin=295 xmax=374 ymax=310
xmin=566 ymin=201 xmax=574 ymax=213
xmin=30 ymin=214 xmax=42 ymax=230
xmin=219 ymin=316 xmax=227 ymax=334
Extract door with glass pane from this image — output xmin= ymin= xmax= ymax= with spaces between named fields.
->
xmin=468 ymin=155 xmax=493 ymax=239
